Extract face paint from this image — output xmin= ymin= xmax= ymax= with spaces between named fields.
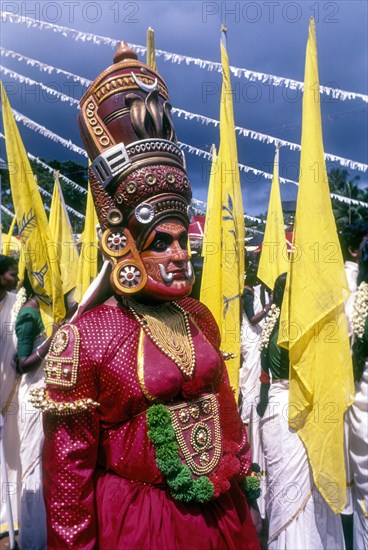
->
xmin=139 ymin=220 xmax=194 ymax=301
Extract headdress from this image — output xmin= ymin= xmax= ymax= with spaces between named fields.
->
xmin=78 ymin=42 xmax=193 ymax=295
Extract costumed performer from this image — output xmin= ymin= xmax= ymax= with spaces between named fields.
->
xmin=34 ymin=42 xmax=261 ymax=549
xmin=258 ymin=273 xmax=345 ymax=550
xmin=349 ymin=239 xmax=368 ymax=550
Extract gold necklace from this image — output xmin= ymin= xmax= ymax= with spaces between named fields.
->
xmin=125 ymin=299 xmax=196 ymax=378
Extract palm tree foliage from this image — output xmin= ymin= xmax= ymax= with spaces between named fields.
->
xmin=328 ymin=168 xmax=368 ymax=230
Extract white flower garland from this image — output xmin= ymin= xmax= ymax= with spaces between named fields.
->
xmin=11 ymin=287 xmax=27 ymax=321
xmin=352 ymin=281 xmax=368 ymax=340
xmin=259 ymin=304 xmax=280 ymax=350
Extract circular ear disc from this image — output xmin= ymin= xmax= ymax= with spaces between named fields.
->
xmin=101 ymin=227 xmax=148 ymax=295
xmin=111 ymin=262 xmax=147 ymax=294
xmin=101 ymin=229 xmax=128 ymax=258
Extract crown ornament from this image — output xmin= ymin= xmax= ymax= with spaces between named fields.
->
xmin=78 ymin=41 xmax=193 ymax=295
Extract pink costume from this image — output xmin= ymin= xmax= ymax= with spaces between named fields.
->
xmin=40 ymin=298 xmax=259 ymax=548
xmin=33 ymin=40 xmax=260 ymax=549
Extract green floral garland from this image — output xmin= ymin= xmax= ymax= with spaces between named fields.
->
xmin=240 ymin=463 xmax=262 ymax=501
xmin=147 ymin=403 xmax=261 ymax=503
xmin=146 ymin=404 xmax=214 ymax=503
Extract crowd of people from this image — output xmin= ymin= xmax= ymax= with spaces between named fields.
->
xmin=0 ymin=41 xmax=367 ymax=550
xmin=238 ymin=222 xmax=368 ymax=550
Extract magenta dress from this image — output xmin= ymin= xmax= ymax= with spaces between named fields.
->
xmin=42 ymin=298 xmax=260 ymax=549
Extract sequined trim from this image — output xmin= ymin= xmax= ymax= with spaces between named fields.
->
xmin=137 ymin=329 xmax=156 ymax=402
xmin=45 ymin=325 xmax=80 ymax=388
xmin=30 ymin=387 xmax=99 ymax=416
xmin=167 ymin=395 xmax=222 ymax=476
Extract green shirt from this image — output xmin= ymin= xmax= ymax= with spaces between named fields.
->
xmin=266 ymin=326 xmax=290 ymax=380
xmin=16 ymin=307 xmax=44 ymax=359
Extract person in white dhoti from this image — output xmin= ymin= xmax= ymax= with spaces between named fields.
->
xmin=349 ymin=241 xmax=368 ymax=550
xmin=239 ymin=264 xmax=272 ymax=521
xmin=258 ymin=273 xmax=345 ymax=550
xmin=0 ymin=255 xmax=20 ymax=541
xmin=239 ymin=266 xmax=271 ymax=424
xmin=15 ymin=273 xmax=60 ymax=550
xmin=339 ymin=222 xmax=368 ymax=548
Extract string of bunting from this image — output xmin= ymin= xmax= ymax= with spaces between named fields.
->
xmin=0 ymin=47 xmax=92 ymax=86
xmin=179 ymin=143 xmax=368 ymax=208
xmin=0 ymin=65 xmax=80 ymax=106
xmin=27 ymin=154 xmax=88 ymax=196
xmin=0 ymin=132 xmax=85 ymax=219
xmin=1 ymin=46 xmax=364 ymax=131
xmin=37 ymin=185 xmax=84 ymax=219
xmin=1 ymin=12 xmax=367 ymax=103
xmin=193 ymin=198 xmax=265 ymax=226
xmin=9 ymin=108 xmax=88 ymax=158
xmin=174 ymin=108 xmax=368 ymax=172
xmin=7 ymin=106 xmax=368 ymax=210
xmin=2 ymin=61 xmax=367 ymax=173
xmin=1 ymin=203 xmax=15 ymax=217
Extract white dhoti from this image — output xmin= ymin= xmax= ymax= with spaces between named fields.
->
xmin=17 ymin=346 xmax=47 ymax=550
xmin=239 ymin=287 xmax=264 ymax=424
xmin=0 ymin=291 xmax=20 ymax=537
xmin=261 ymin=380 xmax=345 ymax=549
xmin=348 ymin=362 xmax=368 ymax=550
xmin=239 ymin=287 xmax=267 ymax=516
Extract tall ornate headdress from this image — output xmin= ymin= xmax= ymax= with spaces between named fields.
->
xmin=78 ymin=42 xmax=193 ymax=295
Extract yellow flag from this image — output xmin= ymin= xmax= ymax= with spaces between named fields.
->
xmin=1 ymin=82 xmax=65 ymax=333
xmin=278 ymin=19 xmax=354 ymax=513
xmin=49 ymin=171 xmax=79 ymax=294
xmin=200 ymin=29 xmax=245 ymax=393
xmin=146 ymin=27 xmax=157 ymax=71
xmin=257 ymin=147 xmax=289 ymax=289
xmin=201 ymin=146 xmax=221 ymax=320
xmin=2 ymin=215 xmax=17 ymax=255
xmin=74 ymin=183 xmax=99 ymax=303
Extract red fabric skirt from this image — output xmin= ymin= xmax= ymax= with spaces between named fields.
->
xmin=94 ymin=469 xmax=260 ymax=550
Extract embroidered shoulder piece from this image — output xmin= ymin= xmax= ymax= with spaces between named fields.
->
xmin=30 ymin=387 xmax=99 ymax=416
xmin=45 ymin=324 xmax=80 ymax=388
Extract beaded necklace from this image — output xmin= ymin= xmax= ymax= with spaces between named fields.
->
xmin=124 ymin=298 xmax=196 ymax=378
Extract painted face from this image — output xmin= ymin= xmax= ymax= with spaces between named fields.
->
xmin=0 ymin=265 xmax=19 ymax=292
xmin=140 ymin=220 xmax=194 ymax=301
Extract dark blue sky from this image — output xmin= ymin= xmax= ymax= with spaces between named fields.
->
xmin=1 ymin=0 xmax=367 ymax=216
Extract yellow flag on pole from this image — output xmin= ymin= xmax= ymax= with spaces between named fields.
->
xmin=278 ymin=19 xmax=354 ymax=513
xmin=74 ymin=183 xmax=99 ymax=303
xmin=1 ymin=82 xmax=65 ymax=333
xmin=2 ymin=215 xmax=17 ymax=255
xmin=49 ymin=171 xmax=79 ymax=294
xmin=146 ymin=27 xmax=157 ymax=71
xmin=200 ymin=145 xmax=221 ymax=321
xmin=200 ymin=28 xmax=245 ymax=393
xmin=257 ymin=147 xmax=289 ymax=289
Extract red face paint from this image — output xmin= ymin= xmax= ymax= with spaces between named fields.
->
xmin=140 ymin=220 xmax=194 ymax=301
